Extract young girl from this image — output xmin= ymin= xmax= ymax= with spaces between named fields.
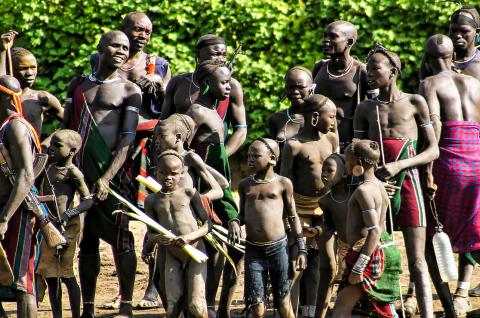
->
xmin=333 ymin=139 xmax=401 ymax=318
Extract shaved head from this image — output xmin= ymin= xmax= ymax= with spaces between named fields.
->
xmin=326 ymin=20 xmax=357 ymax=44
xmin=98 ymin=31 xmax=129 ymax=51
xmin=252 ymin=138 xmax=280 ymax=159
xmin=123 ymin=11 xmax=151 ymax=29
xmin=0 ymin=75 xmax=21 ymax=93
xmin=425 ymin=34 xmax=454 ymax=58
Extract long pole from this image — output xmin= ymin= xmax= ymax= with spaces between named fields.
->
xmin=376 ymin=104 xmax=405 ymax=317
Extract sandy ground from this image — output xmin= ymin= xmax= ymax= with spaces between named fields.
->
xmin=4 ymin=222 xmax=480 ymax=317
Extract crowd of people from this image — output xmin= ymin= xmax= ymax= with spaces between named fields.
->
xmin=0 ymin=5 xmax=479 ymax=318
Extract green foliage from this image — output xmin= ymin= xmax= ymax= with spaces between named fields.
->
xmin=0 ymin=0 xmax=459 ymax=141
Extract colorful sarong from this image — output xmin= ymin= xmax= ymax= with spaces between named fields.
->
xmin=429 ymin=121 xmax=480 ymax=253
xmin=190 ymin=142 xmax=237 ymax=225
xmin=382 ymin=138 xmax=426 ymax=228
xmin=67 ymin=79 xmax=136 ymax=251
xmin=340 ymin=232 xmax=402 ymax=318
xmin=124 ymin=120 xmax=158 ymax=208
xmin=0 ymin=200 xmax=39 ymax=301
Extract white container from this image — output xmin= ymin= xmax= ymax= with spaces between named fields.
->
xmin=433 ymin=230 xmax=458 ymax=282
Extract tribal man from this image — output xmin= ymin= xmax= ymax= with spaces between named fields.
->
xmin=64 ymin=31 xmax=141 ymax=318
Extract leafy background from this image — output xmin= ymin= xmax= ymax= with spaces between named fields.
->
xmin=0 ymin=0 xmax=460 ymax=141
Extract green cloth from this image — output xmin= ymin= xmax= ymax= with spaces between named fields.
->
xmin=198 ymin=143 xmax=238 ymax=224
xmin=367 ymin=232 xmax=402 ymax=303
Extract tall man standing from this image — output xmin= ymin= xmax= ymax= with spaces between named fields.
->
xmin=162 ymin=35 xmax=247 ymax=318
xmin=0 ymin=75 xmax=42 ymax=318
xmin=420 ymin=34 xmax=480 ymax=317
xmin=313 ymin=21 xmax=373 ymax=152
xmin=64 ymin=31 xmax=141 ymax=318
xmin=91 ymin=12 xmax=171 ymax=309
xmin=354 ymin=46 xmax=438 ymax=318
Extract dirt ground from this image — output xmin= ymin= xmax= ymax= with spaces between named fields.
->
xmin=4 ymin=222 xmax=480 ymax=317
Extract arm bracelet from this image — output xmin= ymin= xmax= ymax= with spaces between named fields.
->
xmin=352 ymin=253 xmax=371 ymax=274
xmin=296 ymin=235 xmax=307 ymax=254
xmin=228 ymin=218 xmax=241 ymax=226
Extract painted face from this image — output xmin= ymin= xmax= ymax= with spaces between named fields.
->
xmin=197 ymin=44 xmax=227 ymax=64
xmin=247 ymin=141 xmax=273 ymax=172
xmin=48 ymin=135 xmax=73 ymax=162
xmin=313 ymin=101 xmax=336 ymax=134
xmin=156 ymin=156 xmax=184 ymax=191
xmin=366 ymin=53 xmax=394 ymax=89
xmin=13 ymin=53 xmax=37 ymax=89
xmin=284 ymin=70 xmax=312 ymax=107
xmin=449 ymin=22 xmax=476 ymax=51
xmin=208 ymin=67 xmax=231 ymax=100
xmin=322 ymin=25 xmax=350 ymax=55
xmin=100 ymin=33 xmax=130 ymax=68
xmin=124 ymin=16 xmax=152 ymax=52
xmin=154 ymin=124 xmax=178 ymax=154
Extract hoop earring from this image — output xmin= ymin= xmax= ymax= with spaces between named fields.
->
xmin=352 ymin=162 xmax=364 ymax=177
xmin=311 ymin=117 xmax=318 ymax=127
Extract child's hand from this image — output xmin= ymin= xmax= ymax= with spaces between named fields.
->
xmin=348 ymin=271 xmax=363 ymax=285
xmin=173 ymin=235 xmax=190 ymax=248
xmin=153 ymin=235 xmax=174 ymax=246
xmin=296 ymin=253 xmax=307 ymax=271
xmin=383 ymin=182 xmax=400 ymax=199
xmin=228 ymin=221 xmax=242 ymax=245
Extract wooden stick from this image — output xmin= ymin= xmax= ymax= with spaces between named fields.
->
xmin=375 ymin=104 xmax=405 ymax=316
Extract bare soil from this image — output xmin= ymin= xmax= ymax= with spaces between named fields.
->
xmin=3 ymin=223 xmax=480 ymax=317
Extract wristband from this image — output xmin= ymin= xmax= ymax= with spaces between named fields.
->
xmin=352 ymin=253 xmax=370 ymax=274
xmin=296 ymin=235 xmax=307 ymax=254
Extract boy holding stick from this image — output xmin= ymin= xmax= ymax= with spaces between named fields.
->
xmin=143 ymin=150 xmax=212 ymax=318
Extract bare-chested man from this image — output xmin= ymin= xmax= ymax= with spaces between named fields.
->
xmin=420 ymin=34 xmax=480 ymax=317
xmin=281 ymin=94 xmax=337 ymax=317
xmin=229 ymin=138 xmax=307 ymax=318
xmin=269 ymin=67 xmax=313 ymax=171
xmin=449 ymin=7 xmax=480 ymax=78
xmin=143 ymin=151 xmax=212 ymax=318
xmin=0 ymin=75 xmax=43 ymax=318
xmin=0 ymin=32 xmax=63 ymax=135
xmin=313 ymin=21 xmax=373 ymax=152
xmin=161 ymin=34 xmax=247 ymax=158
xmin=186 ymin=60 xmax=242 ymax=318
xmin=64 ymin=31 xmax=141 ymax=318
xmin=354 ymin=45 xmax=439 ymax=318
xmin=333 ymin=139 xmax=401 ymax=318
xmin=90 ymin=12 xmax=171 ymax=309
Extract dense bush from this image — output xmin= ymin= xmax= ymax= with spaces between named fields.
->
xmin=0 ymin=0 xmax=459 ymax=140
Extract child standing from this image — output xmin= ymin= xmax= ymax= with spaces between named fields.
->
xmin=229 ymin=137 xmax=307 ymax=318
xmin=36 ymin=129 xmax=93 ymax=318
xmin=143 ymin=150 xmax=212 ymax=318
xmin=333 ymin=139 xmax=401 ymax=318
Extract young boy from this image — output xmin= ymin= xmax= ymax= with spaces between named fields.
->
xmin=354 ymin=45 xmax=438 ymax=317
xmin=36 ymin=129 xmax=93 ymax=318
xmin=228 ymin=137 xmax=307 ymax=318
xmin=280 ymin=94 xmax=337 ymax=316
xmin=143 ymin=150 xmax=212 ymax=318
xmin=0 ymin=32 xmax=63 ymax=135
xmin=333 ymin=139 xmax=401 ymax=318
xmin=143 ymin=113 xmax=227 ymax=309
